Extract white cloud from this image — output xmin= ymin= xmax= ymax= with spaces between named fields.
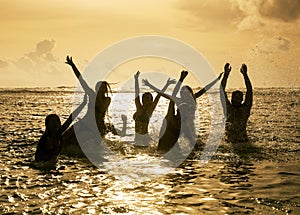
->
xmin=0 ymin=40 xmax=76 ymax=87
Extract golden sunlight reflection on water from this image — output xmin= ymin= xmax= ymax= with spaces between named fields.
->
xmin=0 ymin=88 xmax=299 ymax=214
xmin=104 ymin=154 xmax=175 ymax=182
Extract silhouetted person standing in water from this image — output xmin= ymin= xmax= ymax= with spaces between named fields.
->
xmin=134 ymin=71 xmax=175 ymax=146
xmin=35 ymin=95 xmax=87 ymax=164
xmin=143 ymin=71 xmax=188 ymax=152
xmin=221 ymin=63 xmax=253 ymax=142
xmin=144 ymin=71 xmax=222 ymax=152
xmin=62 ymin=56 xmax=126 ymax=156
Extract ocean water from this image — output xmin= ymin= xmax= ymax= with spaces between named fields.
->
xmin=0 ymin=87 xmax=299 ymax=214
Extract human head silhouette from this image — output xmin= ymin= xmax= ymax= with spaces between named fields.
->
xmin=180 ymin=85 xmax=195 ymax=101
xmin=45 ymin=114 xmax=61 ymax=133
xmin=95 ymin=81 xmax=111 ymax=97
xmin=142 ymin=92 xmax=153 ymax=105
xmin=231 ymin=90 xmax=243 ymax=106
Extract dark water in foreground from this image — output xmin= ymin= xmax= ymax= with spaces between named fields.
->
xmin=0 ymin=87 xmax=299 ymax=214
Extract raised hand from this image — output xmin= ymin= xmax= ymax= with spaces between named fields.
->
xmin=224 ymin=63 xmax=231 ymax=74
xmin=134 ymin=71 xmax=140 ymax=79
xmin=180 ymin=70 xmax=188 ymax=80
xmin=142 ymin=79 xmax=150 ymax=87
xmin=121 ymin=114 xmax=127 ymax=122
xmin=167 ymin=78 xmax=176 ymax=85
xmin=240 ymin=64 xmax=247 ymax=75
xmin=65 ymin=56 xmax=74 ymax=66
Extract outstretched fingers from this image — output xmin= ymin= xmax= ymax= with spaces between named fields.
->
xmin=142 ymin=79 xmax=150 ymax=86
xmin=167 ymin=78 xmax=177 ymax=85
xmin=65 ymin=56 xmax=74 ymax=66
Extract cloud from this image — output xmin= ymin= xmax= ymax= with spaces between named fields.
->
xmin=0 ymin=59 xmax=9 ymax=68
xmin=251 ymin=35 xmax=294 ymax=54
xmin=0 ymin=39 xmax=75 ymax=87
xmin=176 ymin=0 xmax=300 ymax=31
xmin=258 ymin=0 xmax=300 ymax=22
xmin=237 ymin=15 xmax=265 ymax=31
xmin=235 ymin=0 xmax=300 ymax=30
xmin=6 ymin=39 xmax=59 ymax=73
xmin=176 ymin=0 xmax=246 ymax=30
xmin=36 ymin=40 xmax=55 ymax=55
xmin=23 ymin=40 xmax=57 ymax=70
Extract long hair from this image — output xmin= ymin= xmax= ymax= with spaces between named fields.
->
xmin=94 ymin=81 xmax=113 ymax=122
xmin=182 ymin=85 xmax=196 ymax=101
xmin=95 ymin=81 xmax=113 ymax=97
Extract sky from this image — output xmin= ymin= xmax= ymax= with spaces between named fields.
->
xmin=0 ymin=0 xmax=299 ymax=88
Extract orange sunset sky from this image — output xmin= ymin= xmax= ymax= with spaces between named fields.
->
xmin=0 ymin=0 xmax=299 ymax=88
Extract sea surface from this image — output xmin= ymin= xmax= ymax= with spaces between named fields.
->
xmin=0 ymin=87 xmax=299 ymax=214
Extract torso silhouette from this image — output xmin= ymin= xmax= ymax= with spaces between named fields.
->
xmin=158 ymin=102 xmax=181 ymax=152
xmin=226 ymin=103 xmax=251 ymax=142
xmin=35 ymin=132 xmax=61 ymax=162
xmin=95 ymin=97 xmax=111 ymax=136
xmin=133 ymin=105 xmax=152 ymax=135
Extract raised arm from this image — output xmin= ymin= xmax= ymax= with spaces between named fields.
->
xmin=134 ymin=71 xmax=142 ymax=109
xmin=195 ymin=72 xmax=223 ymax=98
xmin=60 ymin=94 xmax=88 ymax=133
xmin=142 ymin=79 xmax=173 ymax=101
xmin=221 ymin=63 xmax=231 ymax=105
xmin=119 ymin=114 xmax=127 ymax=137
xmin=65 ymin=56 xmax=94 ymax=96
xmin=240 ymin=64 xmax=252 ymax=107
xmin=172 ymin=70 xmax=188 ymax=97
xmin=166 ymin=100 xmax=176 ymax=118
xmin=142 ymin=71 xmax=188 ymax=102
xmin=112 ymin=114 xmax=127 ymax=137
xmin=150 ymin=78 xmax=176 ymax=112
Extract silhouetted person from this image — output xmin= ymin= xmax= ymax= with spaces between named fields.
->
xmin=144 ymin=71 xmax=222 ymax=151
xmin=35 ymin=95 xmax=87 ymax=163
xmin=221 ymin=63 xmax=253 ymax=142
xmin=134 ymin=71 xmax=175 ymax=146
xmin=62 ymin=56 xmax=126 ymax=156
xmin=157 ymin=99 xmax=181 ymax=152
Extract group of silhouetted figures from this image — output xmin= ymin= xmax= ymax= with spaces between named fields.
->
xmin=34 ymin=56 xmax=252 ymax=166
